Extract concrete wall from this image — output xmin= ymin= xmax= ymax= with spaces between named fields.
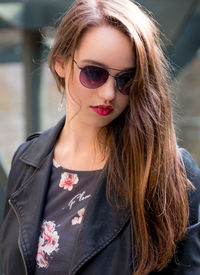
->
xmin=175 ymin=51 xmax=200 ymax=165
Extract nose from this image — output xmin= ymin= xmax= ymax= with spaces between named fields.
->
xmin=97 ymin=76 xmax=116 ymax=102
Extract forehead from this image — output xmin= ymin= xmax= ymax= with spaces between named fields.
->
xmin=75 ymin=25 xmax=135 ymax=70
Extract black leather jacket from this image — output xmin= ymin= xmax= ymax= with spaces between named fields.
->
xmin=1 ymin=117 xmax=200 ymax=275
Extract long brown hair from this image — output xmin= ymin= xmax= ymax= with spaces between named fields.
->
xmin=48 ymin=0 xmax=193 ymax=274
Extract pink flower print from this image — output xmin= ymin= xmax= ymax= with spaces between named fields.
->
xmin=78 ymin=208 xmax=85 ymax=217
xmin=72 ymin=208 xmax=85 ymax=225
xmin=59 ymin=172 xmax=79 ymax=191
xmin=36 ymin=221 xmax=59 ymax=269
xmin=36 ymin=247 xmax=48 ymax=268
xmin=42 ymin=229 xmax=59 ymax=255
xmin=42 ymin=220 xmax=55 ymax=233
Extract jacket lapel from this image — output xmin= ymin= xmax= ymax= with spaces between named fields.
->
xmin=69 ymin=171 xmax=131 ymax=275
xmin=9 ymin=151 xmax=53 ymax=273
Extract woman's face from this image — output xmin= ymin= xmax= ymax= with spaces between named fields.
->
xmin=55 ymin=25 xmax=135 ymax=130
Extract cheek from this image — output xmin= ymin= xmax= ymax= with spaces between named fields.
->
xmin=117 ymin=94 xmax=129 ymax=110
xmin=68 ymin=74 xmax=92 ymax=103
xmin=66 ymin=71 xmax=79 ymax=96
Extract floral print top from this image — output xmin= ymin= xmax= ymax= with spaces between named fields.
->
xmin=34 ymin=159 xmax=102 ymax=275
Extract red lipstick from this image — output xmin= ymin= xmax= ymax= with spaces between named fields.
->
xmin=90 ymin=105 xmax=114 ymax=116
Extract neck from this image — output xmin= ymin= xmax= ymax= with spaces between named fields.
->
xmin=54 ymin=117 xmax=107 ymax=171
xmin=61 ymin=120 xmax=100 ymax=153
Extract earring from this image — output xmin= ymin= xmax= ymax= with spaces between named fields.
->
xmin=58 ymin=92 xmax=65 ymax=112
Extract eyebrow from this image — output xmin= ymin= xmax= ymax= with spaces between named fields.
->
xmin=81 ymin=59 xmax=135 ymax=71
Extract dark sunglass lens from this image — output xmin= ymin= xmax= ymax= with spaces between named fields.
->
xmin=80 ymin=66 xmax=108 ymax=89
xmin=116 ymin=71 xmax=135 ymax=95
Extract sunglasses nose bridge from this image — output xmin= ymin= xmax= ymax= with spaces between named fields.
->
xmin=108 ymin=71 xmax=116 ymax=78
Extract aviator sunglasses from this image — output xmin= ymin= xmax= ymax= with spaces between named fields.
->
xmin=73 ymin=59 xmax=136 ymax=95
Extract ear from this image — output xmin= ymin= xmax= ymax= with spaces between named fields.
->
xmin=54 ymin=58 xmax=66 ymax=78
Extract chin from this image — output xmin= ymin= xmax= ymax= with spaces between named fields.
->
xmin=85 ymin=118 xmax=113 ymax=129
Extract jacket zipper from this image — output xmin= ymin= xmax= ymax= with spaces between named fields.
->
xmin=9 ymin=198 xmax=28 ymax=275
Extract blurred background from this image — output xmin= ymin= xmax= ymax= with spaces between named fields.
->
xmin=0 ymin=0 xmax=200 ymax=231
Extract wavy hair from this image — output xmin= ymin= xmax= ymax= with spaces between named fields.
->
xmin=48 ymin=0 xmax=193 ymax=274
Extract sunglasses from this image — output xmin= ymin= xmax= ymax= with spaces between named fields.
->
xmin=73 ymin=59 xmax=136 ymax=95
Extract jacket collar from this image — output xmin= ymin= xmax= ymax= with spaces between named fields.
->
xmin=9 ymin=117 xmax=66 ymax=274
xmin=20 ymin=116 xmax=66 ymax=168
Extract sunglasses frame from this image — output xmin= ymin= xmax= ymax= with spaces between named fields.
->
xmin=73 ymin=59 xmax=136 ymax=95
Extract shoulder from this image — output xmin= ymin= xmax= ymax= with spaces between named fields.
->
xmin=10 ymin=132 xmax=41 ymax=166
xmin=11 ymin=116 xmax=65 ymax=166
xmin=5 ymin=133 xmax=42 ymax=195
xmin=179 ymin=148 xmax=200 ymax=184
xmin=179 ymin=148 xmax=200 ymax=226
xmin=179 ymin=147 xmax=200 ymax=193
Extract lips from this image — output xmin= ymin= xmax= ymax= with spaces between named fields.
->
xmin=90 ymin=105 xmax=114 ymax=116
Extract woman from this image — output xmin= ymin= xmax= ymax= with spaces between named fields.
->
xmin=1 ymin=0 xmax=200 ymax=274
